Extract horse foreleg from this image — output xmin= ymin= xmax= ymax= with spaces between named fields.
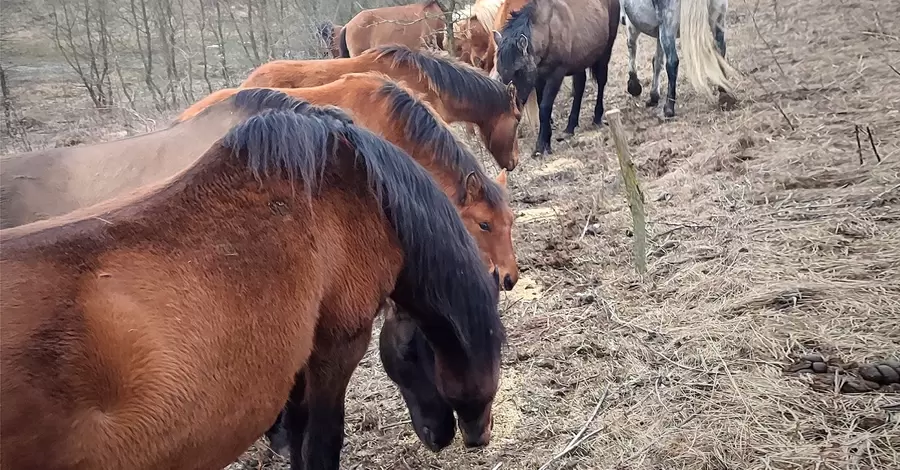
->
xmin=626 ymin=20 xmax=643 ymax=97
xmin=293 ymin=326 xmax=371 ymax=470
xmin=267 ymin=372 xmax=308 ymax=464
xmin=647 ymin=38 xmax=663 ymax=107
xmin=562 ymin=70 xmax=587 ymax=137
xmin=659 ymin=17 xmax=679 ymax=118
xmin=535 ymin=72 xmax=565 ymax=156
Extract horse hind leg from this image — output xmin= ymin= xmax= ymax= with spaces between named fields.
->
xmin=713 ymin=18 xmax=738 ymax=110
xmin=589 ymin=45 xmax=615 ymax=127
xmin=625 ymin=20 xmax=643 ymax=97
xmin=646 ymin=38 xmax=663 ymax=107
xmin=561 ymin=70 xmax=587 ymax=138
xmin=658 ymin=16 xmax=679 ymax=118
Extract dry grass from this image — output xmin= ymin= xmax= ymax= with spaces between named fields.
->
xmin=229 ymin=0 xmax=900 ymax=468
xmin=5 ymin=0 xmax=900 ymax=468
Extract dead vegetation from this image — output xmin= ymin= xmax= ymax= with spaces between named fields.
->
xmin=3 ymin=0 xmax=899 ymax=469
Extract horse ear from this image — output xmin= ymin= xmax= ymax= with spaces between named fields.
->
xmin=465 ymin=171 xmax=483 ymax=202
xmin=496 ymin=169 xmax=508 ymax=187
xmin=492 ymin=30 xmax=502 ymax=45
xmin=516 ymin=34 xmax=529 ymax=53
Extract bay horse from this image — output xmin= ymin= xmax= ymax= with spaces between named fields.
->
xmin=338 ymin=0 xmax=445 ymax=58
xmin=237 ymin=44 xmax=523 ymax=171
xmin=0 ymin=89 xmax=304 ymax=229
xmin=494 ymin=0 xmax=620 ymax=156
xmin=179 ymin=75 xmax=518 ymax=468
xmin=316 ymin=21 xmax=344 ymax=58
xmin=621 ymin=0 xmax=736 ymax=117
xmin=0 ymin=89 xmax=506 ymax=470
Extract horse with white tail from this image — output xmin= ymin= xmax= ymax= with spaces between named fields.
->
xmin=621 ymin=0 xmax=738 ymax=118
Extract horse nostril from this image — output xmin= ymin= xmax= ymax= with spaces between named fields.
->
xmin=503 ymin=274 xmax=515 ymax=291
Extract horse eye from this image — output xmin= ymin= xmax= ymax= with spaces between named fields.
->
xmin=479 ymin=222 xmax=491 ymax=231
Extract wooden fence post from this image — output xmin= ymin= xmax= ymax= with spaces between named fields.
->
xmin=605 ymin=109 xmax=647 ymax=275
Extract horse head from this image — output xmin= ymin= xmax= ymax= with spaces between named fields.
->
xmin=492 ymin=30 xmax=537 ymax=107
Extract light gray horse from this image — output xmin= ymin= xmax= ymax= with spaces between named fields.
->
xmin=621 ymin=0 xmax=736 ymax=117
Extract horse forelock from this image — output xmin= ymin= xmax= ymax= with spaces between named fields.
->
xmin=376 ymin=80 xmax=507 ymax=209
xmin=373 ymin=45 xmax=512 ymax=116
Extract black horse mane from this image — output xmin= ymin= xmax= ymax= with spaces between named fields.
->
xmin=221 ymin=89 xmax=505 ymax=367
xmin=376 ymin=79 xmax=506 ymax=208
xmin=373 ymin=45 xmax=512 ymax=116
xmin=497 ymin=0 xmax=537 ymax=69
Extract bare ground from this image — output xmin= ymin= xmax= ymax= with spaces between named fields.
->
xmin=4 ymin=0 xmax=900 ymax=468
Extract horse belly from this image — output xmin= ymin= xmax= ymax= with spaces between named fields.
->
xmin=622 ymin=0 xmax=661 ymax=35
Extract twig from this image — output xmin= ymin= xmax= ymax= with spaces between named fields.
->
xmin=888 ymin=63 xmax=900 ymax=78
xmin=855 ymin=125 xmax=863 ymax=164
xmin=751 ymin=0 xmax=787 ymax=79
xmin=538 ymin=384 xmax=610 ymax=470
xmin=491 ymin=462 xmax=504 ymax=470
xmin=379 ymin=419 xmax=412 ymax=431
xmin=865 ymin=126 xmax=881 ymax=162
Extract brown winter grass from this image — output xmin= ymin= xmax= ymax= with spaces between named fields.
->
xmin=4 ymin=0 xmax=900 ymax=468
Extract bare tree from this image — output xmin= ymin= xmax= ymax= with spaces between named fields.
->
xmin=50 ymin=0 xmax=114 ymax=108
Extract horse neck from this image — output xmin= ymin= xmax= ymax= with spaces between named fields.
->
xmin=351 ymin=92 xmax=465 ymax=204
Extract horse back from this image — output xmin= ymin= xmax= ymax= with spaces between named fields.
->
xmin=541 ymin=0 xmax=620 ymax=68
xmin=344 ymin=2 xmax=446 ymax=56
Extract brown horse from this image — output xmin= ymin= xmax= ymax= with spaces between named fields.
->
xmin=453 ymin=0 xmax=504 ymax=73
xmin=316 ymin=21 xmax=344 ymax=58
xmin=0 ymin=89 xmax=505 ymax=470
xmin=493 ymin=0 xmax=620 ymax=155
xmin=337 ymin=0 xmax=446 ymax=58
xmin=235 ymin=45 xmax=523 ymax=170
xmin=0 ymin=90 xmax=302 ymax=229
xmin=177 ymin=73 xmax=519 ymax=290
xmin=180 ymin=76 xmax=518 ymax=469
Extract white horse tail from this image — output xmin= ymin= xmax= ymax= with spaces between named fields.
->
xmin=679 ymin=0 xmax=737 ymax=97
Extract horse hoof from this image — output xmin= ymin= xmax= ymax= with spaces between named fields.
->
xmin=556 ymin=131 xmax=574 ymax=142
xmin=627 ymin=74 xmax=642 ymax=97
xmin=646 ymin=94 xmax=659 ymax=108
xmin=662 ymin=108 xmax=676 ymax=119
xmin=718 ymin=92 xmax=738 ymax=111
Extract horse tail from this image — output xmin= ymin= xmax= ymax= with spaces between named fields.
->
xmin=521 ymin=89 xmax=539 ymax=130
xmin=679 ymin=0 xmax=736 ymax=96
xmin=337 ymin=26 xmax=350 ymax=58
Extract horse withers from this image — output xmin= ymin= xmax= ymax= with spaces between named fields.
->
xmin=0 ymin=89 xmax=505 ymax=470
xmin=493 ymin=0 xmax=621 ymax=156
xmin=621 ymin=0 xmax=736 ymax=117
